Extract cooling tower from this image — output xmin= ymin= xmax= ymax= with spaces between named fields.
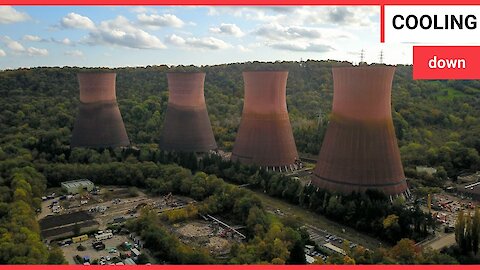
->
xmin=159 ymin=72 xmax=217 ymax=152
xmin=311 ymin=66 xmax=408 ymax=197
xmin=71 ymin=72 xmax=130 ymax=148
xmin=231 ymin=71 xmax=299 ymax=171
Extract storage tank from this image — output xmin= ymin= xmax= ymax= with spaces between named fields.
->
xmin=312 ymin=65 xmax=408 ymax=196
xmin=159 ymin=72 xmax=217 ymax=152
xmin=231 ymin=71 xmax=299 ymax=171
xmin=71 ymin=72 xmax=130 ymax=148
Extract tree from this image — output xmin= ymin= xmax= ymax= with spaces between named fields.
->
xmin=343 ymin=255 xmax=356 ymax=265
xmin=465 ymin=214 xmax=473 ymax=254
xmin=286 ymin=240 xmax=306 ymax=264
xmin=455 ymin=210 xmax=466 ymax=253
xmin=472 ymin=208 xmax=480 ymax=255
xmin=271 ymin=258 xmax=285 ymax=264
xmin=47 ymin=246 xmax=67 ymax=264
xmin=73 ymin=223 xmax=81 ymax=236
xmin=389 ymin=238 xmax=417 ymax=264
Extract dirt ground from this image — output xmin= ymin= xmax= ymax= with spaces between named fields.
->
xmin=177 ymin=222 xmax=214 ymax=238
xmin=173 ymin=220 xmax=239 ymax=256
xmin=207 ymin=237 xmax=231 ymax=254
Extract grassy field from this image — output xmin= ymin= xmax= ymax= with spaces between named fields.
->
xmin=251 ymin=190 xmax=390 ymax=250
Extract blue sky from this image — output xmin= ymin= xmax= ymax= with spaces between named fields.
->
xmin=0 ymin=6 xmax=412 ymax=69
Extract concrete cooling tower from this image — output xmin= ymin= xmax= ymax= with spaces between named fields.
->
xmin=311 ymin=66 xmax=409 ymax=197
xmin=159 ymin=72 xmax=217 ymax=152
xmin=231 ymin=71 xmax=299 ymax=171
xmin=71 ymin=72 xmax=130 ymax=148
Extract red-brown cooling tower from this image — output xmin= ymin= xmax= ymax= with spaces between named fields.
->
xmin=231 ymin=71 xmax=299 ymax=171
xmin=312 ymin=66 xmax=408 ymax=196
xmin=159 ymin=72 xmax=217 ymax=152
xmin=71 ymin=72 xmax=130 ymax=148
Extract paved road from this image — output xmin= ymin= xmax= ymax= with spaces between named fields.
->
xmin=423 ymin=233 xmax=456 ymax=250
xmin=253 ymin=190 xmax=388 ymax=250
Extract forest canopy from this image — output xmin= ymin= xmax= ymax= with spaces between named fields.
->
xmin=1 ymin=61 xmax=479 ymax=179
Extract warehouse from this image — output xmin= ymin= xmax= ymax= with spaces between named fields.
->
xmin=61 ymin=179 xmax=95 ymax=194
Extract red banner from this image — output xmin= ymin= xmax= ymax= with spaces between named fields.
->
xmin=413 ymin=46 xmax=480 ymax=79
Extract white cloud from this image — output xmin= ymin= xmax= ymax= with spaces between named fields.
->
xmin=251 ymin=23 xmax=338 ymax=53
xmin=61 ymin=13 xmax=95 ymax=30
xmin=254 ymin=23 xmax=324 ymax=41
xmin=186 ymin=37 xmax=231 ymax=50
xmin=237 ymin=45 xmax=251 ymax=52
xmin=165 ymin=34 xmax=186 ymax=46
xmin=166 ymin=34 xmax=231 ymax=50
xmin=254 ymin=23 xmax=340 ymax=41
xmin=2 ymin=36 xmax=25 ymax=53
xmin=65 ymin=50 xmax=83 ymax=57
xmin=252 ymin=22 xmax=350 ymax=53
xmin=86 ymin=16 xmax=166 ymax=49
xmin=0 ymin=49 xmax=6 ymax=57
xmin=207 ymin=6 xmax=377 ymax=27
xmin=26 ymin=47 xmax=48 ymax=56
xmin=60 ymin=38 xmax=72 ymax=45
xmin=48 ymin=37 xmax=75 ymax=46
xmin=209 ymin=23 xmax=244 ymax=37
xmin=137 ymin=13 xmax=185 ymax=28
xmin=23 ymin=35 xmax=42 ymax=42
xmin=129 ymin=6 xmax=157 ymax=14
xmin=0 ymin=6 xmax=30 ymax=24
xmin=2 ymin=36 xmax=49 ymax=56
xmin=269 ymin=41 xmax=333 ymax=52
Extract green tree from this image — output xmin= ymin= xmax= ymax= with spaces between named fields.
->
xmin=472 ymin=208 xmax=480 ymax=255
xmin=455 ymin=210 xmax=466 ymax=253
xmin=389 ymin=238 xmax=417 ymax=264
xmin=47 ymin=247 xmax=67 ymax=264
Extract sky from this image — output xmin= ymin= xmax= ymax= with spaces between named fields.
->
xmin=0 ymin=6 xmax=413 ymax=69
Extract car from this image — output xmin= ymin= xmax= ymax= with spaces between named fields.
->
xmin=106 ymin=256 xmax=111 ymax=261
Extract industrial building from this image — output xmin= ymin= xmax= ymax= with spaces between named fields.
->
xmin=231 ymin=71 xmax=299 ymax=171
xmin=159 ymin=72 xmax=217 ymax=152
xmin=311 ymin=66 xmax=409 ymax=197
xmin=71 ymin=72 xmax=130 ymax=148
xmin=458 ymin=181 xmax=480 ymax=201
xmin=61 ymin=179 xmax=95 ymax=194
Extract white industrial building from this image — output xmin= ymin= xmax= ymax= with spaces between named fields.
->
xmin=61 ymin=179 xmax=95 ymax=194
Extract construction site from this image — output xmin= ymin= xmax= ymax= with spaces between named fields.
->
xmin=38 ymin=184 xmax=245 ymax=263
xmin=430 ymin=193 xmax=478 ymax=229
xmin=171 ymin=215 xmax=246 ymax=257
xmin=39 ymin=186 xmax=194 ymax=236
